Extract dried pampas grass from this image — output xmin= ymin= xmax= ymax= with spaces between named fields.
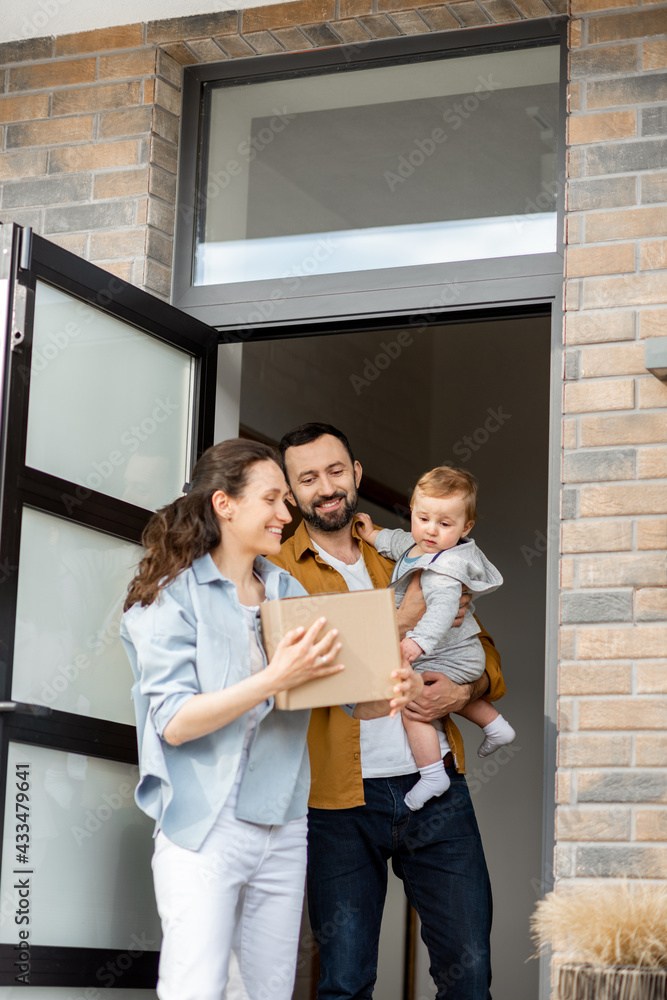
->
xmin=531 ymin=881 xmax=667 ymax=969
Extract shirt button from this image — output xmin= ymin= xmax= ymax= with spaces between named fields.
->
xmin=248 ymin=763 xmax=255 ymax=770
xmin=354 ymin=753 xmax=360 ymax=760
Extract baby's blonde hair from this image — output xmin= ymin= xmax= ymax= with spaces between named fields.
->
xmin=410 ymin=466 xmax=478 ymax=522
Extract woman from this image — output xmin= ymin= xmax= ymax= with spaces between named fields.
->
xmin=121 ymin=439 xmax=418 ymax=1000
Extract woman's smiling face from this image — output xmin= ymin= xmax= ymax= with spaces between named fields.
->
xmin=217 ymin=460 xmax=292 ymax=556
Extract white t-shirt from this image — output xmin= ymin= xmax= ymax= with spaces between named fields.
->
xmin=311 ymin=538 xmax=375 ymax=591
xmin=311 ymin=536 xmax=450 ymax=778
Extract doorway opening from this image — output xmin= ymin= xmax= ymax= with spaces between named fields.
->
xmin=219 ymin=311 xmax=552 ymax=1000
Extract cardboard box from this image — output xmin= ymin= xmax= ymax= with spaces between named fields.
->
xmin=260 ymin=588 xmax=401 ymax=710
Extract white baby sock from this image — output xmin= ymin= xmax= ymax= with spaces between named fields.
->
xmin=404 ymin=761 xmax=451 ymax=812
xmin=477 ymin=715 xmax=516 ymax=757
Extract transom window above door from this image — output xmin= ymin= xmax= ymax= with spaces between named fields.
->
xmin=174 ymin=20 xmax=565 ymax=327
xmin=197 ymin=45 xmax=560 ymax=285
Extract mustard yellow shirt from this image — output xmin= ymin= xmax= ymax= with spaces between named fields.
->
xmin=270 ymin=519 xmax=505 ymax=810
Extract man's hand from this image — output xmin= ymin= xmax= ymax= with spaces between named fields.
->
xmin=398 ymin=578 xmax=471 ymax=636
xmin=452 ymin=589 xmax=473 ymax=627
xmin=396 ymin=572 xmax=427 ymax=639
xmin=402 ymin=671 xmax=489 ymax=723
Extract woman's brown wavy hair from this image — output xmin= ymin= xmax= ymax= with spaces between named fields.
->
xmin=124 ymin=438 xmax=279 ymax=611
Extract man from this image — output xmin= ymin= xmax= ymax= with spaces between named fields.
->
xmin=270 ymin=422 xmax=506 ymax=1000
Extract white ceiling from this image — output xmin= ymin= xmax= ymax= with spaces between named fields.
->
xmin=2 ymin=0 xmax=287 ymax=44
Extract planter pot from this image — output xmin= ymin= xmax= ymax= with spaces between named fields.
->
xmin=558 ymin=965 xmax=667 ymax=1000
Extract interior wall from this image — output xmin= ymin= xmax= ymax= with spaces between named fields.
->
xmin=239 ymin=330 xmax=433 ymax=496
xmin=235 ymin=313 xmax=551 ymax=1000
xmin=214 ymin=342 xmax=243 ymax=442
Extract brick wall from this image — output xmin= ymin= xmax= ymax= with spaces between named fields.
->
xmin=558 ymin=0 xmax=667 ymax=889
xmin=0 ymin=0 xmax=567 ymax=296
xmin=0 ymin=0 xmax=665 ymax=928
xmin=0 ymin=25 xmax=182 ymax=292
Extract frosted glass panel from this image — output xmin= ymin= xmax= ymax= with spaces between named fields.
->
xmin=26 ymin=282 xmax=194 ymax=511
xmin=0 ymin=991 xmax=157 ymax=999
xmin=13 ymin=508 xmax=141 ymax=725
xmin=0 ymin=743 xmax=160 ymax=950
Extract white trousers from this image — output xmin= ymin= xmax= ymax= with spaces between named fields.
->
xmin=151 ymin=804 xmax=308 ymax=1000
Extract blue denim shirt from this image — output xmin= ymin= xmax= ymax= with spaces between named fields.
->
xmin=121 ymin=553 xmax=311 ymax=850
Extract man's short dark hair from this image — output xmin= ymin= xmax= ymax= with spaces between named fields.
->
xmin=279 ymin=423 xmax=355 ymax=478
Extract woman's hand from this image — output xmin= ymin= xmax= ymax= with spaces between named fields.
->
xmin=265 ymin=617 xmax=344 ymax=693
xmin=162 ymin=618 xmax=342 ymax=746
xmin=388 ymin=662 xmax=424 ymax=718
xmin=354 ymin=662 xmax=423 ymax=719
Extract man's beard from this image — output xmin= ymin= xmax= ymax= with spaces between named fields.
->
xmin=297 ymin=488 xmax=359 ymax=532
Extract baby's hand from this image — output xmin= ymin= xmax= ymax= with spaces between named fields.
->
xmin=400 ymin=637 xmax=424 ymax=664
xmin=355 ymin=513 xmax=379 ymax=544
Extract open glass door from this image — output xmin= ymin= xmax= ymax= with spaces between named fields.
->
xmin=0 ymin=223 xmax=217 ymax=995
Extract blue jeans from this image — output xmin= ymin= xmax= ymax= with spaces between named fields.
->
xmin=307 ymin=768 xmax=492 ymax=1000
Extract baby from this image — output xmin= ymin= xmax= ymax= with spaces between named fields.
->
xmin=357 ymin=465 xmax=515 ymax=812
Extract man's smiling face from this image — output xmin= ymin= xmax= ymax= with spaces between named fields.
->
xmin=283 ymin=434 xmax=362 ymax=533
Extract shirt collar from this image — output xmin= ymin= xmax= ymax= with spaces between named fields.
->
xmin=293 ymin=521 xmax=317 ymax=560
xmin=192 ymin=552 xmax=284 ymax=591
xmin=192 ymin=553 xmax=222 ymax=584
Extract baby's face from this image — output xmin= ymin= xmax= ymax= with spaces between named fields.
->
xmin=410 ymin=490 xmax=474 ymax=557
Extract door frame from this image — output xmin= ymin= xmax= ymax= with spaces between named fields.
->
xmin=218 ymin=286 xmax=562 ymax=1000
